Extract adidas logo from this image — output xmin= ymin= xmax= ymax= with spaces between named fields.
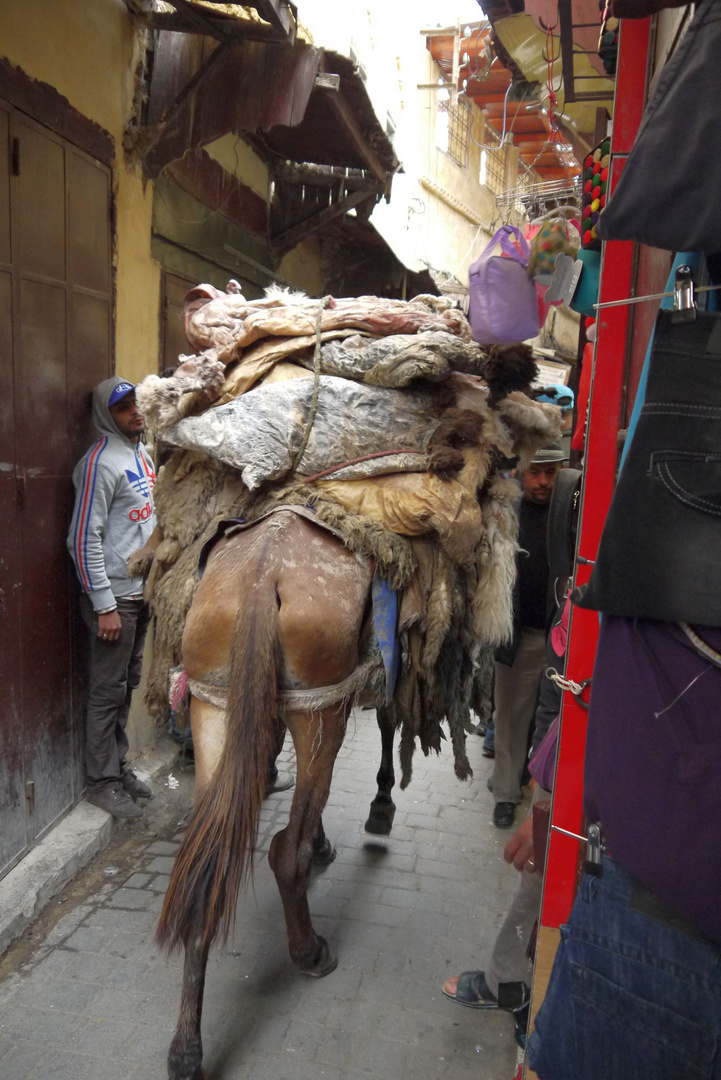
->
xmin=125 ymin=467 xmax=151 ymax=499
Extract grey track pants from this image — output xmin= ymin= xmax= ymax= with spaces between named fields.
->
xmin=81 ymin=595 xmax=150 ymax=788
xmin=485 ymin=784 xmax=550 ymax=995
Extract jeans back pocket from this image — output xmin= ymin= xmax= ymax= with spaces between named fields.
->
xmin=650 ymin=451 xmax=721 ymax=517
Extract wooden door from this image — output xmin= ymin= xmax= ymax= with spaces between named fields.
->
xmin=161 ymin=270 xmax=196 ymax=374
xmin=0 ymin=101 xmax=112 ymax=876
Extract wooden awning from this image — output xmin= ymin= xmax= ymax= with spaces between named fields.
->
xmin=128 ymin=5 xmax=398 ymax=256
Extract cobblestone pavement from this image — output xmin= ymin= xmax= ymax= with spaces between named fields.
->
xmin=0 ymin=710 xmax=530 ymax=1080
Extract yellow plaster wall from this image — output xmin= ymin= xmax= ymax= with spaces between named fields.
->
xmin=205 ymin=134 xmax=270 ymax=202
xmin=279 ymin=238 xmax=323 ymax=296
xmin=0 ymin=0 xmax=161 ymax=383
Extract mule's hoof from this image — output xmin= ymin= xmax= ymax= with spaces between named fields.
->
xmin=364 ymin=801 xmax=395 ymax=836
xmin=298 ymin=935 xmax=338 ymax=978
xmin=312 ymin=838 xmax=337 ymax=867
xmin=167 ymin=1047 xmax=203 ymax=1080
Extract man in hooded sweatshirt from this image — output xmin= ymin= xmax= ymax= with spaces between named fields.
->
xmin=67 ymin=377 xmax=156 ymax=819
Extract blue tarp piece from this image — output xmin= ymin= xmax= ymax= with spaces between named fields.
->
xmin=372 ymin=574 xmax=399 ymax=705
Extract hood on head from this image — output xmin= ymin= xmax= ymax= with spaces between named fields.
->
xmin=92 ymin=376 xmax=137 ymax=445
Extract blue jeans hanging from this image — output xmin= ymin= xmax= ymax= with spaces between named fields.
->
xmin=575 ymin=308 xmax=721 ymax=624
xmin=528 ymin=857 xmax=721 ymax=1080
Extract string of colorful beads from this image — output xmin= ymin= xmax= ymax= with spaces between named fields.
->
xmin=582 ymin=138 xmax=611 ymax=250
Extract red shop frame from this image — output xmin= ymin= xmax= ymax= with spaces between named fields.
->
xmin=540 ymin=17 xmax=653 ymax=930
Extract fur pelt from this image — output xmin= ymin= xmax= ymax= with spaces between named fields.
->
xmin=262 ymin=283 xmax=310 ymax=305
xmin=145 ymin=536 xmax=206 ymax=719
xmin=152 ymin=451 xmax=244 ymax=555
xmin=136 ymin=352 xmax=226 ymax=435
xmin=471 ymin=473 xmax=520 ymax=646
xmin=470 ymin=643 xmax=495 ymax=725
xmin=134 ymin=324 xmax=562 ymax=781
xmin=141 ymin=452 xmax=247 ymax=717
xmin=480 ymin=344 xmax=538 ymax=406
xmin=496 ymin=392 xmax=563 ymax=470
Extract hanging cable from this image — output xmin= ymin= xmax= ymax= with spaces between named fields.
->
xmin=484 ymin=80 xmax=512 ymax=149
xmin=153 ymin=135 xmax=247 ymax=226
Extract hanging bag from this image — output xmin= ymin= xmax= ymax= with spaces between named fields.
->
xmin=468 ymin=225 xmax=540 ymax=345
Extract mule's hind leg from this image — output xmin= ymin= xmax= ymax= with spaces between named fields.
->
xmin=266 ymin=714 xmax=293 ymax=795
xmin=312 ymin=818 xmax=337 ymax=866
xmin=167 ymin=906 xmax=211 ymax=1080
xmin=365 ymin=705 xmax=397 ymax=836
xmin=268 ymin=702 xmax=348 ymax=977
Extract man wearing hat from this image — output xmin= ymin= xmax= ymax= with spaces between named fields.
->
xmin=491 ymin=442 xmax=567 ymax=828
xmin=67 ymin=377 xmax=156 ymax=819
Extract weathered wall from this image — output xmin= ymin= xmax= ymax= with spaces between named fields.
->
xmin=0 ymin=0 xmax=161 ymax=753
xmin=366 ymin=10 xmax=494 ymax=283
xmin=0 ymin=0 xmax=161 ymax=386
xmin=279 ymin=238 xmax=324 ymax=296
xmin=205 ymin=134 xmax=270 ymax=202
xmin=204 ymin=137 xmax=324 ymax=293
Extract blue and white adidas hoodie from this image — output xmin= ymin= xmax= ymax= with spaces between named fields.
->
xmin=67 ymin=376 xmax=156 ymax=613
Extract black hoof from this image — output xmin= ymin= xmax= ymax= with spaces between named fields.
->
xmin=297 ymin=935 xmax=338 ymax=978
xmin=168 ymin=1036 xmax=203 ymax=1080
xmin=364 ymin=798 xmax=395 ymax=836
xmin=312 ymin=837 xmax=337 ymax=866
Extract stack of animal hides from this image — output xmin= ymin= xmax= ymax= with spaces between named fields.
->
xmin=133 ymin=284 xmax=561 ymax=785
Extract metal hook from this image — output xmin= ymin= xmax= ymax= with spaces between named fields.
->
xmin=538 ymin=14 xmax=559 ymax=31
xmin=671 ymin=264 xmax=696 ymax=324
xmin=542 ymin=41 xmax=561 ymax=64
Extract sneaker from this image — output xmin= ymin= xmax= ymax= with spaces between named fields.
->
xmin=120 ymin=766 xmax=152 ymax=799
xmin=86 ymin=782 xmax=143 ymax=820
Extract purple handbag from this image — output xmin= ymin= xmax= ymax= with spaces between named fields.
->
xmin=468 ymin=225 xmax=540 ymax=345
xmin=528 ymin=714 xmax=559 ymax=793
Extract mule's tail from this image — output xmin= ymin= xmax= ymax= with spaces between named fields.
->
xmin=156 ymin=571 xmax=281 ymax=951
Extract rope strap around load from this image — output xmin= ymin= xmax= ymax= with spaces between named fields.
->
xmin=291 ymin=296 xmax=333 ymax=474
xmin=187 ymin=653 xmax=385 ymax=716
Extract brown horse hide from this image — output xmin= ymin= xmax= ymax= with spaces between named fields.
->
xmin=182 ymin=508 xmax=373 ymax=793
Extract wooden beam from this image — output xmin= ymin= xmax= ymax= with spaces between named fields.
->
xmin=163 ymin=0 xmax=237 ymax=43
xmin=131 ymin=0 xmax=296 ymax=43
xmin=141 ymin=9 xmax=283 ymax=42
xmin=272 ymin=160 xmax=377 ymax=189
xmin=314 ymin=72 xmax=340 ymax=91
xmin=135 ymin=41 xmax=231 ymax=164
xmin=319 ymin=88 xmax=387 ymax=186
xmin=271 ymin=189 xmax=377 ymax=253
xmin=248 ymin=0 xmax=296 ymax=42
xmin=136 ymin=39 xmax=321 ymax=178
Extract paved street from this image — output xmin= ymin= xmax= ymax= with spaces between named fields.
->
xmin=0 ymin=710 xmax=528 ymax=1080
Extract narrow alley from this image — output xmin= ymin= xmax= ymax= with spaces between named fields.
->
xmin=0 ymin=712 xmax=524 ymax=1080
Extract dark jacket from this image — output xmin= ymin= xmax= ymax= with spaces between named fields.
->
xmin=495 ymin=495 xmax=555 ymax=666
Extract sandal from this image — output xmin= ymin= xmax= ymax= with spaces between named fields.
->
xmin=441 ymin=970 xmax=498 ymax=1009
